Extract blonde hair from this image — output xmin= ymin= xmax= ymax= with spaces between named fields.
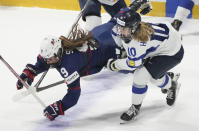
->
xmin=133 ymin=22 xmax=155 ymax=42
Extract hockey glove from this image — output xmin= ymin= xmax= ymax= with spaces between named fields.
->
xmin=43 ymin=100 xmax=64 ymax=121
xmin=140 ymin=2 xmax=152 ymax=15
xmin=129 ymin=0 xmax=152 ymax=15
xmin=16 ymin=64 xmax=37 ymax=90
xmin=106 ymin=59 xmax=119 ymax=71
xmin=129 ymin=0 xmax=148 ymax=11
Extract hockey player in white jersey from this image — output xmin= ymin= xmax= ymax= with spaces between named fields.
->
xmin=106 ymin=8 xmax=184 ymax=121
xmin=79 ymin=0 xmax=152 ymax=32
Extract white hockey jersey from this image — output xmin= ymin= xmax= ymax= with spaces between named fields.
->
xmin=112 ymin=22 xmax=182 ymax=71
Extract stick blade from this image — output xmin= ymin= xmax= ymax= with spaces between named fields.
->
xmin=12 ymin=86 xmax=36 ymax=102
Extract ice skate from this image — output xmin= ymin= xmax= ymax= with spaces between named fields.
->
xmin=120 ymin=104 xmax=141 ymax=124
xmin=171 ymin=19 xmax=182 ymax=31
xmin=166 ymin=73 xmax=181 ymax=106
xmin=161 ymin=72 xmax=180 ymax=94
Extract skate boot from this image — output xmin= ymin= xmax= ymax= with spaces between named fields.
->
xmin=161 ymin=72 xmax=180 ymax=94
xmin=120 ymin=104 xmax=141 ymax=122
xmin=171 ymin=19 xmax=182 ymax=31
xmin=166 ymin=73 xmax=181 ymax=106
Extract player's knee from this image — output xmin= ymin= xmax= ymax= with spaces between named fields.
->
xmin=133 ymin=67 xmax=151 ymax=85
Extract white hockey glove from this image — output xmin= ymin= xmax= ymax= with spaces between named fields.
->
xmin=106 ymin=59 xmax=119 ymax=71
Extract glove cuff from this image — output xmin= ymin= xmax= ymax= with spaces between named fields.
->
xmin=107 ymin=59 xmax=119 ymax=71
xmin=26 ymin=64 xmax=37 ymax=75
xmin=50 ymin=100 xmax=64 ymax=115
xmin=57 ymin=100 xmax=64 ymax=115
xmin=23 ymin=69 xmax=35 ymax=81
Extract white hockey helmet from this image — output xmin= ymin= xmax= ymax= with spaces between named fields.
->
xmin=40 ymin=35 xmax=63 ymax=59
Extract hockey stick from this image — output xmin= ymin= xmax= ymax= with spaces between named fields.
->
xmin=37 ymin=80 xmax=65 ymax=92
xmin=34 ymin=70 xmax=48 ymax=88
xmin=12 ymin=80 xmax=65 ymax=101
xmin=0 ymin=55 xmax=46 ymax=108
xmin=12 ymin=70 xmax=49 ymax=102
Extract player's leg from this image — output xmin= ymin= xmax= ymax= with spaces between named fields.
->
xmin=121 ymin=67 xmax=151 ymax=121
xmin=172 ymin=0 xmax=194 ymax=31
xmin=145 ymin=47 xmax=184 ymax=106
xmin=78 ymin=0 xmax=102 ymax=31
xmin=102 ymin=0 xmax=127 ymax=17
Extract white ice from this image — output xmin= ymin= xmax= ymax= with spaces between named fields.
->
xmin=0 ymin=6 xmax=199 ymax=131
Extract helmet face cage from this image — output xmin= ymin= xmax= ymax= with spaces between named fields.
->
xmin=52 ymin=47 xmax=63 ymax=67
xmin=116 ymin=24 xmax=134 ymax=43
xmin=116 ymin=9 xmax=141 ymax=43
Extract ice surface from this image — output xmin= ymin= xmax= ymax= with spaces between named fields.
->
xmin=0 ymin=6 xmax=199 ymax=131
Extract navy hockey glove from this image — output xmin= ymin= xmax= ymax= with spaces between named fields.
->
xmin=44 ymin=100 xmax=64 ymax=121
xmin=16 ymin=64 xmax=37 ymax=90
xmin=107 ymin=59 xmax=119 ymax=71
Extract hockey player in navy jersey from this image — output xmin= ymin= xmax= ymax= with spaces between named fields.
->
xmin=16 ymin=26 xmax=125 ymax=121
xmin=102 ymin=8 xmax=184 ymax=121
xmin=79 ymin=0 xmax=152 ymax=32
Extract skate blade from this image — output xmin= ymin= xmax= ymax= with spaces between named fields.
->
xmin=176 ymin=83 xmax=181 ymax=99
xmin=173 ymin=73 xmax=180 ymax=81
xmin=120 ymin=120 xmax=128 ymax=125
xmin=168 ymin=83 xmax=181 ymax=106
xmin=173 ymin=73 xmax=181 ymax=105
xmin=119 ymin=117 xmax=137 ymax=125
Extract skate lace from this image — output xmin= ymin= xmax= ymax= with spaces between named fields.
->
xmin=167 ymin=89 xmax=174 ymax=99
xmin=167 ymin=81 xmax=177 ymax=99
xmin=126 ymin=105 xmax=137 ymax=116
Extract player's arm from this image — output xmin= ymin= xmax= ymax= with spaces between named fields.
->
xmin=16 ymin=55 xmax=50 ymax=90
xmin=107 ymin=57 xmax=143 ymax=71
xmin=43 ymin=72 xmax=81 ymax=121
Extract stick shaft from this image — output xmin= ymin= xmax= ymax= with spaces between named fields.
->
xmin=0 ymin=56 xmax=46 ymax=107
xmin=66 ymin=0 xmax=91 ymax=37
xmin=34 ymin=70 xmax=48 ymax=88
xmin=37 ymin=80 xmax=65 ymax=92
